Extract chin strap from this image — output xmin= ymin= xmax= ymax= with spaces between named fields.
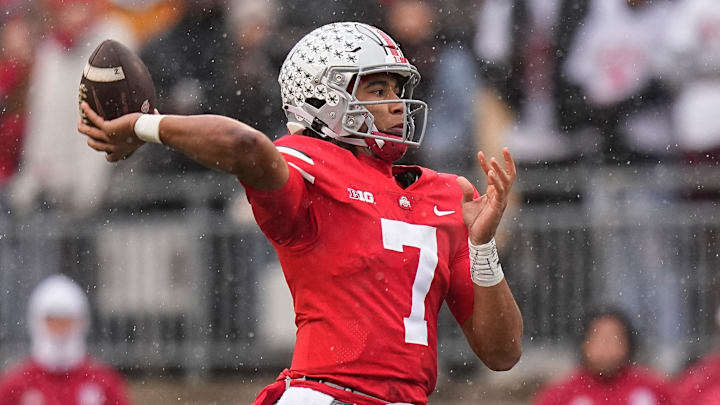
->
xmin=365 ymin=122 xmax=408 ymax=162
xmin=365 ymin=134 xmax=408 ymax=162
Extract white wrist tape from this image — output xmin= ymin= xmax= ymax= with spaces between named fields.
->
xmin=469 ymin=237 xmax=504 ymax=287
xmin=133 ymin=114 xmax=164 ymax=144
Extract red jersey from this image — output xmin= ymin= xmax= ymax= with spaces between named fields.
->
xmin=0 ymin=358 xmax=130 ymax=405
xmin=533 ymin=366 xmax=675 ymax=405
xmin=673 ymin=353 xmax=720 ymax=404
xmin=245 ymin=135 xmax=475 ymax=404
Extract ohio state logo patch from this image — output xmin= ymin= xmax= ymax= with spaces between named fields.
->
xmin=398 ymin=195 xmax=411 ymax=210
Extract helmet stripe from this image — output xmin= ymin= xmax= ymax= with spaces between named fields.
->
xmin=369 ymin=27 xmax=408 ymax=63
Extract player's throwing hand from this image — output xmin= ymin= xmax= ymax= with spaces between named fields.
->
xmin=457 ymin=148 xmax=517 ymax=245
xmin=78 ymin=102 xmax=144 ymax=162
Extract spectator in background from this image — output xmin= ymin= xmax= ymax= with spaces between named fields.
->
xmin=213 ymin=0 xmax=285 ymax=137
xmin=138 ymin=0 xmax=230 ymax=175
xmin=472 ymin=0 xmax=579 ymax=248
xmin=272 ymin=0 xmax=383 ymax=69
xmin=383 ymin=0 xmax=438 ymax=101
xmin=141 ymin=0 xmax=228 ymax=117
xmin=673 ymin=307 xmax=720 ymax=404
xmin=474 ymin=0 xmax=577 ymax=168
xmin=8 ymin=0 xmax=135 ymax=217
xmin=385 ymin=0 xmax=479 ymax=172
xmin=138 ymin=0 xmax=381 ymax=175
xmin=0 ymin=275 xmax=131 ymax=405
xmin=0 ymin=11 xmax=34 ymax=185
xmin=563 ymin=0 xmax=675 ymax=164
xmin=109 ymin=0 xmax=185 ymax=47
xmin=563 ymin=0 xmax=687 ymax=371
xmin=533 ymin=307 xmax=674 ymax=405
xmin=659 ymin=0 xmax=720 ymax=165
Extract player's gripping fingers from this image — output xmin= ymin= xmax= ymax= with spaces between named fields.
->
xmin=78 ymin=121 xmax=110 ymax=143
xmin=80 ymin=102 xmax=106 ymax=130
xmin=87 ymin=137 xmax=114 ymax=154
xmin=456 ymin=176 xmax=476 ymax=204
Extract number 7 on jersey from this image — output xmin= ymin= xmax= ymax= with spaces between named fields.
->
xmin=381 ymin=218 xmax=438 ymax=346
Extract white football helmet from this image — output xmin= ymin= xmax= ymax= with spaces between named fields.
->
xmin=279 ymin=22 xmax=428 ymax=161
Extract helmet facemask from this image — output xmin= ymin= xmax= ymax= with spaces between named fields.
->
xmin=279 ymin=22 xmax=428 ymax=160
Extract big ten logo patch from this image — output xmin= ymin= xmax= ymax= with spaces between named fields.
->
xmin=348 ymin=187 xmax=375 ymax=204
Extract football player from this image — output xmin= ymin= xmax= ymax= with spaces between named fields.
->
xmin=78 ymin=22 xmax=523 ymax=405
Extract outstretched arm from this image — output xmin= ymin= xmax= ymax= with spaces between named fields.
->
xmin=77 ymin=103 xmax=288 ymax=191
xmin=458 ymin=148 xmax=523 ymax=371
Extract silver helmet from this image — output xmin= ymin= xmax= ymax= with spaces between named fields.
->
xmin=279 ymin=22 xmax=428 ymax=151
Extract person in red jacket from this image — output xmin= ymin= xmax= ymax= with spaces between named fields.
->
xmin=533 ymin=307 xmax=674 ymax=405
xmin=0 ymin=275 xmax=131 ymax=405
xmin=0 ymin=12 xmax=33 ymax=184
xmin=673 ymin=307 xmax=720 ymax=404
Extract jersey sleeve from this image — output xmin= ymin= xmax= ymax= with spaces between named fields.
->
xmin=243 ymin=144 xmax=317 ymax=248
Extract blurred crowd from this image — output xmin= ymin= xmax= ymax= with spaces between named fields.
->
xmin=532 ymin=306 xmax=720 ymax=405
xmin=0 ymin=0 xmax=720 ymax=402
xmin=0 ymin=0 xmax=718 ymax=209
xmin=1 ymin=0 xmax=719 ymax=208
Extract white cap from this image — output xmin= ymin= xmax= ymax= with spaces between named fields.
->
xmin=27 ymin=275 xmax=89 ymax=372
xmin=28 ymin=275 xmax=89 ymax=328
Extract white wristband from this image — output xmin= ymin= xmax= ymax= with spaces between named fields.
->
xmin=133 ymin=114 xmax=164 ymax=144
xmin=469 ymin=237 xmax=504 ymax=287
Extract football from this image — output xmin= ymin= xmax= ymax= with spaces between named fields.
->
xmin=79 ymin=39 xmax=155 ymax=126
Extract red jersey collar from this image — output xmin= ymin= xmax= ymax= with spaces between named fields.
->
xmin=283 ymin=134 xmax=434 ymax=187
xmin=356 ymin=150 xmax=393 ymax=177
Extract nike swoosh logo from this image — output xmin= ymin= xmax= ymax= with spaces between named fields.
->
xmin=434 ymin=206 xmax=455 ymax=216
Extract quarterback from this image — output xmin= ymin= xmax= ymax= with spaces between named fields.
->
xmin=78 ymin=22 xmax=523 ymax=405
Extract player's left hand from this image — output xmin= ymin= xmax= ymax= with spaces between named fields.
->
xmin=457 ymin=148 xmax=516 ymax=245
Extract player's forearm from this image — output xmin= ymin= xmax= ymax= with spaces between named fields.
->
xmin=466 ymin=280 xmax=523 ymax=370
xmin=154 ymin=114 xmax=253 ymax=172
xmin=150 ymin=114 xmax=288 ymax=190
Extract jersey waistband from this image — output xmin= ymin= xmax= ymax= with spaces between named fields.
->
xmin=285 ymin=375 xmax=413 ymax=405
